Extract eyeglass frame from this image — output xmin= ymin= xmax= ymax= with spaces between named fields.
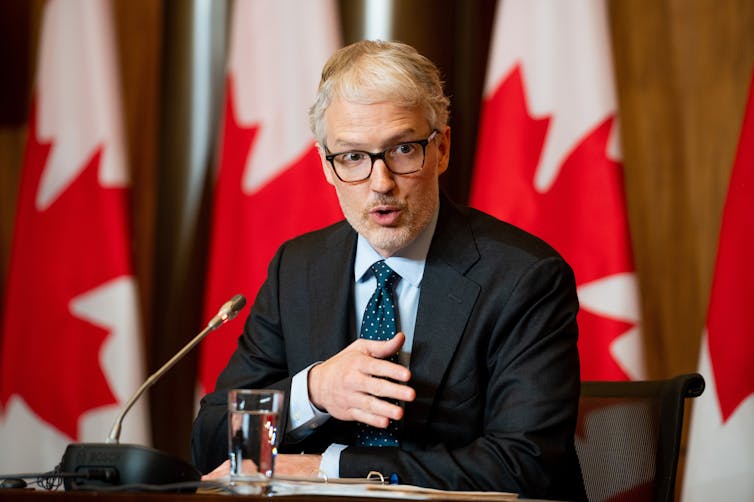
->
xmin=323 ymin=130 xmax=439 ymax=183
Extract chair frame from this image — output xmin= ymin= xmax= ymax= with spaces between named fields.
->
xmin=578 ymin=373 xmax=705 ymax=502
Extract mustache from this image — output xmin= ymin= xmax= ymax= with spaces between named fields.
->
xmin=367 ymin=196 xmax=405 ymax=210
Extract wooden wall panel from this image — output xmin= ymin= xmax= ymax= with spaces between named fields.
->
xmin=0 ymin=127 xmax=25 ymax=288
xmin=666 ymin=0 xmax=754 ymax=373
xmin=113 ymin=0 xmax=163 ymax=356
xmin=610 ymin=0 xmax=693 ymax=378
xmin=0 ymin=0 xmax=41 ymax=302
xmin=610 ymin=0 xmax=754 ymax=379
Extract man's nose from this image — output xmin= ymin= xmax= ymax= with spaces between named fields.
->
xmin=369 ymin=159 xmax=397 ymax=192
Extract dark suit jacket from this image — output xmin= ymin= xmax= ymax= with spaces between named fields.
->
xmin=192 ymin=196 xmax=586 ymax=501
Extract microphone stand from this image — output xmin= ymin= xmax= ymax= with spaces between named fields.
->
xmin=60 ymin=295 xmax=246 ymax=491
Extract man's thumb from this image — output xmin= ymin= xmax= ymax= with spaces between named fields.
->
xmin=368 ymin=331 xmax=406 ymax=358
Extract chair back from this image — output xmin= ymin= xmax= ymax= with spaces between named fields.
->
xmin=575 ymin=373 xmax=704 ymax=502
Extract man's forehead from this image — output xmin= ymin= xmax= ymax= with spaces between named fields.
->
xmin=328 ymin=127 xmax=423 ymax=150
xmin=324 ymin=100 xmax=428 ymax=148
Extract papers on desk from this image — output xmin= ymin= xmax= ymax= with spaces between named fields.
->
xmin=268 ymin=477 xmax=518 ymax=500
xmin=195 ymin=475 xmax=518 ymax=500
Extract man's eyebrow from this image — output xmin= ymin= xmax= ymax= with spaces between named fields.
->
xmin=331 ymin=129 xmax=420 ymax=151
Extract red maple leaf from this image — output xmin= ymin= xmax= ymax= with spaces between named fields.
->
xmin=1 ymin=100 xmax=131 ymax=440
xmin=198 ymin=76 xmax=343 ymax=391
xmin=471 ymin=65 xmax=638 ymax=380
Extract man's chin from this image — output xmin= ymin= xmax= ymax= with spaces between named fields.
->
xmin=365 ymin=228 xmax=412 ymax=257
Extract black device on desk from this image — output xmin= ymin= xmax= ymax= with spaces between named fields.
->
xmin=60 ymin=443 xmax=200 ymax=490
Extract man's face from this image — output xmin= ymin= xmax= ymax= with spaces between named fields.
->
xmin=318 ymin=98 xmax=450 ymax=257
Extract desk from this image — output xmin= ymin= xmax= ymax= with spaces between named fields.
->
xmin=0 ymin=490 xmax=381 ymax=502
xmin=0 ymin=489 xmax=558 ymax=502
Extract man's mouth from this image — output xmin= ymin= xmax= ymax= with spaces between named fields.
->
xmin=369 ymin=205 xmax=402 ymax=225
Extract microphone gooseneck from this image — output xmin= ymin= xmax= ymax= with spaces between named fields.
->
xmin=106 ymin=294 xmax=247 ymax=444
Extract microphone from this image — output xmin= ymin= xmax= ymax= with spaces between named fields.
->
xmin=205 ymin=293 xmax=247 ymax=331
xmin=60 ymin=294 xmax=247 ymax=491
xmin=107 ymin=294 xmax=246 ymax=444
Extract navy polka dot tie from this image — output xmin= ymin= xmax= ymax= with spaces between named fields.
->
xmin=355 ymin=261 xmax=400 ymax=447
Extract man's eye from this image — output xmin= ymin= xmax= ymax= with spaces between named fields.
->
xmin=394 ymin=143 xmax=418 ymax=155
xmin=339 ymin=152 xmax=367 ymax=163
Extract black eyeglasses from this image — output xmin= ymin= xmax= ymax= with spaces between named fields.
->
xmin=324 ymin=130 xmax=438 ymax=183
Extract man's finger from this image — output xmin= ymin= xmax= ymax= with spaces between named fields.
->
xmin=351 ymin=391 xmax=406 ymax=420
xmin=350 ymin=407 xmax=392 ymax=429
xmin=363 ymin=357 xmax=412 ymax=383
xmin=364 ymin=332 xmax=406 ymax=359
xmin=358 ymin=371 xmax=415 ymax=403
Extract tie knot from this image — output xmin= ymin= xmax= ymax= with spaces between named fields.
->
xmin=371 ymin=261 xmax=398 ymax=289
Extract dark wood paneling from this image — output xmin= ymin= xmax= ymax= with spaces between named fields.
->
xmin=113 ymin=0 xmax=163 ymax=365
xmin=610 ymin=0 xmax=754 ymax=379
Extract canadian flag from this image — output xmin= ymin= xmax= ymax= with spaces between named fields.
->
xmin=470 ymin=0 xmax=644 ymax=381
xmin=681 ymin=67 xmax=754 ymax=501
xmin=198 ymin=0 xmax=343 ymax=393
xmin=0 ymin=0 xmax=149 ymax=473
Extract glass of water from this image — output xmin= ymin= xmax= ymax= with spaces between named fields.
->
xmin=228 ymin=389 xmax=284 ymax=494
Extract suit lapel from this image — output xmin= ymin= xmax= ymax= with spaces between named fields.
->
xmin=404 ymin=198 xmax=481 ymax=431
xmin=307 ymin=223 xmax=358 ymax=361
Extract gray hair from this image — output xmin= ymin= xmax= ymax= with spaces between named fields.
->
xmin=309 ymin=40 xmax=450 ymax=145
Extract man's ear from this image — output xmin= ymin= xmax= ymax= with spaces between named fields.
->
xmin=317 ymin=143 xmax=336 ymax=186
xmin=436 ymin=126 xmax=451 ymax=175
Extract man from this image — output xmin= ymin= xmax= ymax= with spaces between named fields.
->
xmin=192 ymin=40 xmax=586 ymax=500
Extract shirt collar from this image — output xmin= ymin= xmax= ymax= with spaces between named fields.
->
xmin=355 ymin=206 xmax=439 ymax=288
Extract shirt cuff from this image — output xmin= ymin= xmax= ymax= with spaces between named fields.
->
xmin=288 ymin=363 xmax=330 ymax=439
xmin=320 ymin=443 xmax=347 ymax=478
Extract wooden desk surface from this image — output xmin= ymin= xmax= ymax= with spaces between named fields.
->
xmin=0 ymin=489 xmax=386 ymax=502
xmin=0 ymin=488 xmax=550 ymax=502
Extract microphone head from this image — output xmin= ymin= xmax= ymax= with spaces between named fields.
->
xmin=208 ymin=294 xmax=247 ymax=329
xmin=225 ymin=294 xmax=247 ymax=321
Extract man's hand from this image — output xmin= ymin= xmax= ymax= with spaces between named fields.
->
xmin=201 ymin=455 xmax=322 ymax=480
xmin=308 ymin=332 xmax=416 ymax=428
xmin=276 ymin=454 xmax=323 ymax=477
xmin=201 ymin=459 xmax=245 ymax=480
